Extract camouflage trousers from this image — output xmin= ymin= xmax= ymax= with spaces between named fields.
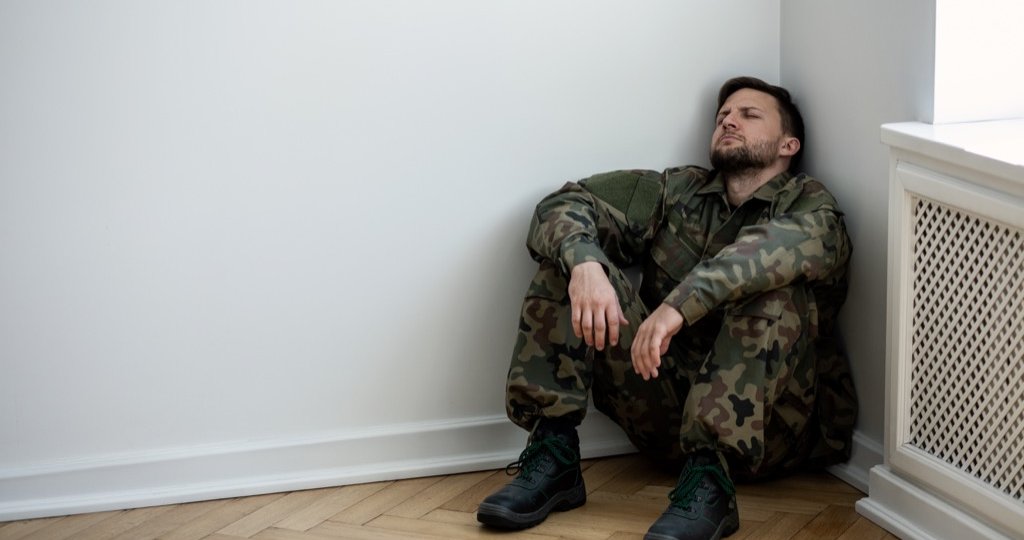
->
xmin=506 ymin=261 xmax=822 ymax=480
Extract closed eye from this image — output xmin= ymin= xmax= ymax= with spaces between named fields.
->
xmin=716 ymin=106 xmax=764 ymax=124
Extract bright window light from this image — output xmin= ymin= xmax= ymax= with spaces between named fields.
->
xmin=933 ymin=0 xmax=1024 ymax=124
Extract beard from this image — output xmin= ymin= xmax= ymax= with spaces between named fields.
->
xmin=709 ymin=137 xmax=779 ymax=175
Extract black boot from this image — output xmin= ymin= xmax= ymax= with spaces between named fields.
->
xmin=476 ymin=419 xmax=586 ymax=529
xmin=644 ymin=451 xmax=739 ymax=540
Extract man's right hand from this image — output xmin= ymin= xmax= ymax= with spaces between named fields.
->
xmin=568 ymin=261 xmax=629 ymax=351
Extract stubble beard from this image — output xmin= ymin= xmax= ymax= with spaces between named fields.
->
xmin=709 ymin=137 xmax=779 ymax=176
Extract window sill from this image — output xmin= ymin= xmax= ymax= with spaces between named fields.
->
xmin=881 ymin=120 xmax=1024 ymax=193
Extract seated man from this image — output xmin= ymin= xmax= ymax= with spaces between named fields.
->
xmin=477 ymin=76 xmax=857 ymax=540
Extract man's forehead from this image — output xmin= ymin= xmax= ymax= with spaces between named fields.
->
xmin=718 ymin=88 xmax=779 ymax=112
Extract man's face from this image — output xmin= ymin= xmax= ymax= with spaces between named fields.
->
xmin=709 ymin=88 xmax=790 ymax=174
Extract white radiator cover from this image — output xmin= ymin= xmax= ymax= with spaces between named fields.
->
xmin=858 ymin=121 xmax=1024 ymax=540
xmin=908 ymin=195 xmax=1024 ymax=503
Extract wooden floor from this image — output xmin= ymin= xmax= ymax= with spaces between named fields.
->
xmin=0 ymin=453 xmax=895 ymax=540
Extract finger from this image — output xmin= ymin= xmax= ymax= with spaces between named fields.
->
xmin=647 ymin=330 xmax=664 ymax=378
xmin=606 ymin=307 xmax=619 ymax=348
xmin=571 ymin=305 xmax=583 ymax=338
xmin=630 ymin=331 xmax=645 ymax=377
xmin=581 ymin=309 xmax=594 ymax=347
xmin=650 ymin=347 xmax=661 ymax=379
xmin=646 ymin=334 xmax=662 ymax=379
xmin=593 ymin=308 xmax=608 ymax=350
xmin=611 ymin=305 xmax=627 ymax=347
xmin=645 ymin=332 xmax=660 ymax=379
xmin=636 ymin=335 xmax=654 ymax=380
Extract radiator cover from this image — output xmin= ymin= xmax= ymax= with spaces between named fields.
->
xmin=908 ymin=196 xmax=1024 ymax=504
xmin=858 ymin=121 xmax=1024 ymax=540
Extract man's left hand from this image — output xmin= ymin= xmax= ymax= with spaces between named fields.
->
xmin=631 ymin=303 xmax=684 ymax=380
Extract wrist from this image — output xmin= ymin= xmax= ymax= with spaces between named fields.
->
xmin=571 ymin=261 xmax=609 ymax=280
xmin=572 ymin=261 xmax=604 ymax=273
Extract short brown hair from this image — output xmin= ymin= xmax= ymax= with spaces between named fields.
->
xmin=717 ymin=76 xmax=805 ymax=171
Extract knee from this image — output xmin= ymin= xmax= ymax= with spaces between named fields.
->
xmin=729 ymin=285 xmax=812 ymax=322
xmin=722 ymin=285 xmax=817 ymax=348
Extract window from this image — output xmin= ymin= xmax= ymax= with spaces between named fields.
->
xmin=933 ymin=0 xmax=1024 ymax=123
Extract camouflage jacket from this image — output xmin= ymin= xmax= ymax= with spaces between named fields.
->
xmin=526 ymin=166 xmax=851 ymax=335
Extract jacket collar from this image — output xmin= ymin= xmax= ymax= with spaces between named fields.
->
xmin=696 ymin=170 xmax=796 ymax=202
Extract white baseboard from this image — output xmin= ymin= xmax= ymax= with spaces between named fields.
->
xmin=0 ymin=416 xmax=883 ymax=522
xmin=856 ymin=466 xmax=1013 ymax=540
xmin=0 ymin=412 xmax=637 ymax=521
xmin=827 ymin=429 xmax=882 ymax=494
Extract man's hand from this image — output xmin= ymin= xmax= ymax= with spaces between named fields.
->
xmin=568 ymin=261 xmax=628 ymax=351
xmin=631 ymin=303 xmax=684 ymax=380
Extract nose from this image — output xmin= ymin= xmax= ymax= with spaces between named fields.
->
xmin=720 ymin=111 xmax=739 ymax=130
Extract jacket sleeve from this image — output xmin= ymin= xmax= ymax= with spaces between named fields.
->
xmin=526 ymin=169 xmax=665 ymax=275
xmin=662 ymin=186 xmax=851 ymax=324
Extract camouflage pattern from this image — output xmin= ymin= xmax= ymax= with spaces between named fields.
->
xmin=506 ymin=166 xmax=857 ymax=480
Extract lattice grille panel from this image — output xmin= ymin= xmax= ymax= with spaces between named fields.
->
xmin=908 ymin=196 xmax=1024 ymax=503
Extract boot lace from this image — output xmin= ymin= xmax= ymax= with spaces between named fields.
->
xmin=505 ymin=437 xmax=577 ymax=477
xmin=668 ymin=463 xmax=736 ymax=509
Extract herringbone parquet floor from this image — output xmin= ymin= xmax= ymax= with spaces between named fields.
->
xmin=0 ymin=453 xmax=895 ymax=540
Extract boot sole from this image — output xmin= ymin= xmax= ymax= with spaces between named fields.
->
xmin=476 ymin=483 xmax=586 ymax=529
xmin=643 ymin=509 xmax=739 ymax=540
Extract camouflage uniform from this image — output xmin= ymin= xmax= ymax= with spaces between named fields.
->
xmin=505 ymin=166 xmax=857 ymax=480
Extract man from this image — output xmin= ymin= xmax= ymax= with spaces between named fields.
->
xmin=476 ymin=76 xmax=857 ymax=540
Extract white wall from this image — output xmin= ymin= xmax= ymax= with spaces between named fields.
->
xmin=0 ymin=0 xmax=781 ymax=517
xmin=780 ymin=0 xmax=936 ymax=477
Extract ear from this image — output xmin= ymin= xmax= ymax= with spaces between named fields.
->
xmin=778 ymin=136 xmax=800 ymax=158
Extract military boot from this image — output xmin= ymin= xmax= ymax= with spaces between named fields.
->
xmin=476 ymin=418 xmax=586 ymax=529
xmin=644 ymin=450 xmax=739 ymax=540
